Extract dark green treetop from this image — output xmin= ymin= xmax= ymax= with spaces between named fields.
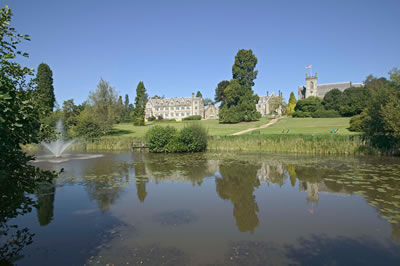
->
xmin=232 ymin=49 xmax=258 ymax=90
xmin=35 ymin=63 xmax=55 ymax=116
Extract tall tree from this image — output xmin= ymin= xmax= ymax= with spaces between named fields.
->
xmin=286 ymin=92 xmax=297 ymax=116
xmin=35 ymin=63 xmax=56 ymax=116
xmin=219 ymin=49 xmax=260 ymax=123
xmin=196 ymin=90 xmax=202 ymax=98
xmin=133 ymin=81 xmax=148 ymax=126
xmin=124 ymin=94 xmax=129 ymax=108
xmin=232 ymin=49 xmax=258 ymax=90
xmin=88 ymin=78 xmax=118 ymax=133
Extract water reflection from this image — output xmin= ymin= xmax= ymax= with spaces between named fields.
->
xmin=15 ymin=152 xmax=400 ymax=265
xmin=35 ymin=184 xmax=56 ymax=226
xmin=216 ymin=160 xmax=260 ymax=233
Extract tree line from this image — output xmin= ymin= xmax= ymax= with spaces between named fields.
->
xmin=40 ymin=75 xmax=149 ymax=139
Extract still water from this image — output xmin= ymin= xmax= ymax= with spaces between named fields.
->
xmin=8 ymin=152 xmax=400 ymax=265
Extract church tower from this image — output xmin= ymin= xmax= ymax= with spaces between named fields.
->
xmin=305 ymin=73 xmax=318 ymax=98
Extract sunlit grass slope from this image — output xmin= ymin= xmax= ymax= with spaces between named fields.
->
xmin=107 ymin=117 xmax=271 ymax=138
xmin=257 ymin=117 xmax=358 ymax=135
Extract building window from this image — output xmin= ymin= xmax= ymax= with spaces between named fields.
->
xmin=187 ymin=106 xmax=190 ymax=110
xmin=186 ymin=112 xmax=189 ymax=116
xmin=195 ymin=106 xmax=198 ymax=110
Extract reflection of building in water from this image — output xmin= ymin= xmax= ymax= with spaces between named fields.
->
xmin=256 ymin=163 xmax=285 ymax=184
xmin=298 ymin=181 xmax=351 ymax=204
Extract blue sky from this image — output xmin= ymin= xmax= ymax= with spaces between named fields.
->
xmin=5 ymin=0 xmax=400 ymax=105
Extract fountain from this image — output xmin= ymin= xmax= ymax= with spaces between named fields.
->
xmin=34 ymin=120 xmax=103 ymax=163
xmin=41 ymin=120 xmax=76 ymax=157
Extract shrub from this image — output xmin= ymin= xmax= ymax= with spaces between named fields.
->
xmin=292 ymin=111 xmax=312 ymax=118
xmin=311 ymin=109 xmax=341 ymax=118
xmin=145 ymin=123 xmax=208 ymax=153
xmin=294 ymin=97 xmax=322 ymax=113
xmin=145 ymin=125 xmax=177 ymax=152
xmin=183 ymin=115 xmax=202 ymax=121
xmin=349 ymin=114 xmax=363 ymax=132
xmin=177 ymin=123 xmax=208 ymax=152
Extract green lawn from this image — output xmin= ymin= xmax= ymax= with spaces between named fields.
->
xmin=106 ymin=117 xmax=272 ymax=138
xmin=256 ymin=117 xmax=357 ymax=135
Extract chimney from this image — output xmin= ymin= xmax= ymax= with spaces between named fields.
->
xmin=192 ymin=93 xmax=194 ymax=98
xmin=267 ymin=91 xmax=269 ymax=96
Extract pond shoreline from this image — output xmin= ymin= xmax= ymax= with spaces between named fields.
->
xmin=24 ymin=134 xmax=388 ymax=156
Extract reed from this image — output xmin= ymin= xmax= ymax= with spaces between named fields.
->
xmin=69 ymin=136 xmax=143 ymax=152
xmin=207 ymin=134 xmax=376 ymax=155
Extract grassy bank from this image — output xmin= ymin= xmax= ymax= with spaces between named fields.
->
xmin=208 ymin=134 xmax=375 ymax=155
xmin=26 ymin=117 xmax=377 ymax=155
xmin=257 ymin=117 xmax=357 ymax=135
xmin=110 ymin=117 xmax=271 ymax=137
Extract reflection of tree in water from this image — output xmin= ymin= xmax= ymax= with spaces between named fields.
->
xmin=136 ymin=153 xmax=214 ymax=186
xmin=83 ymin=157 xmax=129 ymax=212
xmin=35 ymin=184 xmax=56 ymax=226
xmin=287 ymin=165 xmax=297 ymax=187
xmin=132 ymin=153 xmax=149 ymax=203
xmin=216 ymin=161 xmax=260 ymax=233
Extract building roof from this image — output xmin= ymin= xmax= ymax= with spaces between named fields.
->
xmin=317 ymin=82 xmax=362 ymax=98
xmin=147 ymin=96 xmax=203 ymax=107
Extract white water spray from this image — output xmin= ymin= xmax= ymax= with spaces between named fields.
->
xmin=41 ymin=120 xmax=76 ymax=157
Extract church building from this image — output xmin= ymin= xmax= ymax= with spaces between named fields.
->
xmin=298 ymin=73 xmax=363 ymax=99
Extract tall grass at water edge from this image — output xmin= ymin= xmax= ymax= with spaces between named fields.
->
xmin=207 ymin=134 xmax=376 ymax=155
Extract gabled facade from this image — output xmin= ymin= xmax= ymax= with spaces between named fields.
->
xmin=145 ymin=93 xmax=204 ymax=120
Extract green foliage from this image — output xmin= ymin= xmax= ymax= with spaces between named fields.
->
xmin=322 ymin=88 xmax=342 ymax=112
xmin=75 ymin=108 xmax=102 ymax=140
xmin=0 ymin=6 xmax=57 ymax=263
xmin=311 ymin=109 xmax=341 ymax=118
xmin=183 ymin=115 xmax=202 ymax=121
xmin=294 ymin=97 xmax=322 ymax=113
xmin=196 ymin=90 xmax=202 ymax=98
xmin=215 ymin=80 xmax=230 ymax=103
xmin=232 ymin=49 xmax=258 ymax=90
xmin=217 ymin=50 xmax=260 ymax=123
xmin=88 ymin=79 xmax=118 ymax=133
xmin=219 ymin=79 xmax=260 ymax=123
xmin=133 ymin=81 xmax=148 ymax=126
xmin=338 ymin=86 xmax=370 ymax=116
xmin=354 ymin=71 xmax=400 ymax=153
xmin=34 ymin=63 xmax=55 ymax=117
xmin=349 ymin=114 xmax=363 ymax=132
xmin=286 ymin=92 xmax=297 ymax=116
xmin=145 ymin=125 xmax=177 ymax=152
xmin=292 ymin=111 xmax=312 ymax=118
xmin=145 ymin=124 xmax=208 ymax=153
xmin=174 ymin=123 xmax=208 ymax=152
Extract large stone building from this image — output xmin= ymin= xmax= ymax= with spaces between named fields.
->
xmin=298 ymin=73 xmax=363 ymax=99
xmin=256 ymin=92 xmax=283 ymax=116
xmin=145 ymin=93 xmax=204 ymax=120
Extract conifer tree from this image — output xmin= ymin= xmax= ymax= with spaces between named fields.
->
xmin=286 ymin=92 xmax=297 ymax=116
xmin=133 ymin=81 xmax=148 ymax=126
xmin=35 ymin=63 xmax=56 ymax=116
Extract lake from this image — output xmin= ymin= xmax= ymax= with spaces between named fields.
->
xmin=5 ymin=152 xmax=400 ymax=265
